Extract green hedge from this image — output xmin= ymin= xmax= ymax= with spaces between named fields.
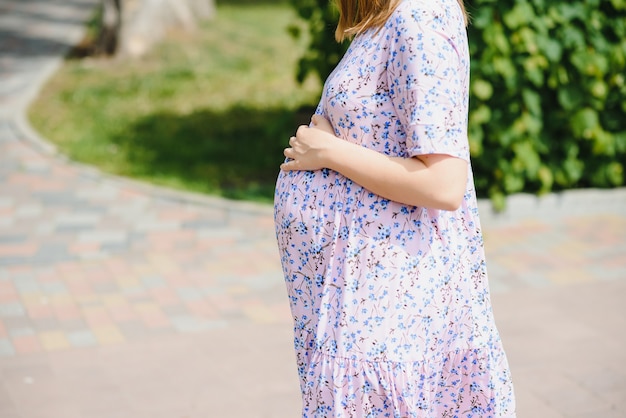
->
xmin=468 ymin=0 xmax=626 ymax=208
xmin=290 ymin=0 xmax=626 ymax=209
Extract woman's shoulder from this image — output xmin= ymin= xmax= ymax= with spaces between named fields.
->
xmin=393 ymin=0 xmax=449 ymax=15
xmin=388 ymin=0 xmax=464 ymax=31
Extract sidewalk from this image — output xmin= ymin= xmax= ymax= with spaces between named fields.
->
xmin=0 ymin=1 xmax=625 ymax=417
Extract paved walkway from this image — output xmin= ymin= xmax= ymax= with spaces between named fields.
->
xmin=0 ymin=1 xmax=625 ymax=417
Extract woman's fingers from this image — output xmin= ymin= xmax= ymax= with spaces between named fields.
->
xmin=311 ymin=114 xmax=323 ymax=125
xmin=281 ymin=152 xmax=297 ymax=171
xmin=282 ymin=124 xmax=323 ymax=171
xmin=282 ymin=145 xmax=297 ymax=171
xmin=311 ymin=115 xmax=333 ymax=134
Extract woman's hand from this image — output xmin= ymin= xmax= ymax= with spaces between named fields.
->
xmin=281 ymin=115 xmax=338 ymax=172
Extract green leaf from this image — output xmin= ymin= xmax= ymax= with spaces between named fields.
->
xmin=523 ymin=60 xmax=545 ymax=87
xmin=556 ymin=3 xmax=587 ymax=21
xmin=503 ymin=2 xmax=536 ymax=30
xmin=472 ymin=79 xmax=494 ymax=100
xmin=531 ymin=0 xmax=546 ymax=10
xmin=511 ymin=112 xmax=540 ymax=136
xmin=525 ymin=112 xmax=543 ymax=135
xmin=488 ymin=189 xmax=507 ymax=212
xmin=572 ymin=108 xmax=600 ymax=139
xmin=471 ymin=6 xmax=494 ymax=29
xmin=560 ymin=26 xmax=586 ymax=49
xmin=590 ymin=52 xmax=610 ymax=75
xmin=512 ymin=140 xmax=541 ymax=178
xmin=470 ymin=104 xmax=492 ymax=125
xmin=611 ymin=0 xmax=626 ymax=11
xmin=484 ymin=22 xmax=510 ymax=55
xmin=606 ymin=162 xmax=624 ymax=186
xmin=570 ymin=50 xmax=592 ymax=75
xmin=468 ymin=124 xmax=484 ymax=156
xmin=493 ymin=57 xmax=517 ymax=84
xmin=537 ymin=165 xmax=554 ymax=192
xmin=503 ymin=170 xmax=525 ymax=193
xmin=522 ymin=88 xmax=542 ymax=116
xmin=519 ymin=27 xmax=539 ymax=54
xmin=562 ymin=156 xmax=585 ymax=185
xmin=591 ymin=129 xmax=616 ymax=156
xmin=557 ymin=85 xmax=584 ymax=111
xmin=615 ymin=132 xmax=626 ymax=153
xmin=590 ymin=79 xmax=608 ymax=99
xmin=536 ymin=35 xmax=563 ymax=61
xmin=611 ymin=42 xmax=626 ymax=68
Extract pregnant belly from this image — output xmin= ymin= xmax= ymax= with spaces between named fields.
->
xmin=274 ymin=168 xmax=366 ymax=229
xmin=273 ymin=168 xmax=409 ymax=255
xmin=274 ymin=168 xmax=447 ymax=266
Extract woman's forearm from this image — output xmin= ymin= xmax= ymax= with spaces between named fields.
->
xmin=282 ymin=121 xmax=468 ymax=211
xmin=325 ymin=138 xmax=468 ymax=210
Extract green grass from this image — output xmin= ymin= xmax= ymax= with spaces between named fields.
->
xmin=29 ymin=3 xmax=320 ymax=202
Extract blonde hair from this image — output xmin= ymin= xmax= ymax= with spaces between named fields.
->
xmin=335 ymin=0 xmax=468 ymax=42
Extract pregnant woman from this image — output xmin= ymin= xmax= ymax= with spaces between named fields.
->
xmin=274 ymin=0 xmax=516 ymax=416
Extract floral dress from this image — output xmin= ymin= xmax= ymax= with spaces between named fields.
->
xmin=273 ymin=0 xmax=516 ymax=416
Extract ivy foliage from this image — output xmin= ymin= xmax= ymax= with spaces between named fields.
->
xmin=468 ymin=0 xmax=626 ymax=208
xmin=290 ymin=0 xmax=626 ymax=208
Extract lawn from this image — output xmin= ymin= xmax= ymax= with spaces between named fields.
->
xmin=28 ymin=1 xmax=321 ymax=202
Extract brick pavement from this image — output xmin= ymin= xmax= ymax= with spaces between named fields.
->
xmin=0 ymin=1 xmax=625 ymax=417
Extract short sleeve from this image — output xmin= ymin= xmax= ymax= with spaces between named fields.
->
xmin=386 ymin=0 xmax=470 ymax=161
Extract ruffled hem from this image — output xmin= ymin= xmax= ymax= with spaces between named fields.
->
xmin=295 ymin=345 xmax=515 ymax=418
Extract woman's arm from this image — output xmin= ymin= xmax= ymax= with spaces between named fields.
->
xmin=281 ymin=115 xmax=468 ymax=211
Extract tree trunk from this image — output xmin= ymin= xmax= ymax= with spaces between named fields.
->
xmin=96 ymin=0 xmax=215 ymax=58
xmin=94 ymin=0 xmax=121 ymax=55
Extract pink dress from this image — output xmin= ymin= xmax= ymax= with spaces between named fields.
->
xmin=274 ymin=0 xmax=516 ymax=416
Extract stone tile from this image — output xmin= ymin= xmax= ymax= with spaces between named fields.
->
xmin=33 ymin=191 xmax=78 ymax=206
xmin=0 ymin=242 xmax=38 ymax=258
xmin=565 ymin=408 xmax=625 ymax=418
xmin=148 ymin=286 xmax=179 ymax=307
xmin=30 ymin=317 xmax=61 ymax=333
xmin=39 ymin=280 xmax=67 ymax=294
xmin=170 ymin=315 xmax=225 ymax=333
xmin=54 ymin=213 xmax=100 ymax=227
xmin=66 ymin=329 xmax=97 ymax=348
xmin=0 ymin=338 xmax=15 ymax=356
xmin=0 ymin=235 xmax=26 ymax=244
xmin=78 ymin=230 xmax=128 ymax=245
xmin=91 ymin=325 xmax=125 ymax=345
xmin=0 ymin=301 xmax=26 ymax=317
xmin=53 ymin=303 xmax=82 ymax=321
xmin=39 ymin=330 xmax=71 ymax=351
